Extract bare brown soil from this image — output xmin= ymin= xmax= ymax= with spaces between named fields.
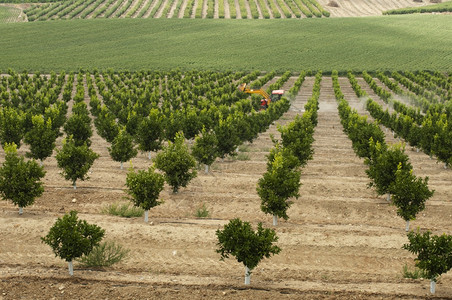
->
xmin=1 ymin=76 xmax=451 ymax=299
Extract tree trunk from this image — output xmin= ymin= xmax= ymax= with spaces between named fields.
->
xmin=68 ymin=260 xmax=74 ymax=276
xmin=273 ymin=215 xmax=278 ymax=226
xmin=148 ymin=152 xmax=152 ymax=160
xmin=19 ymin=207 xmax=23 ymax=215
xmin=405 ymin=220 xmax=410 ymax=232
xmin=204 ymin=164 xmax=209 ymax=174
xmin=444 ymin=163 xmax=448 ymax=169
xmin=120 ymin=162 xmax=123 ymax=170
xmin=430 ymin=280 xmax=436 ymax=294
xmin=386 ymin=193 xmax=391 ymax=202
xmin=244 ymin=266 xmax=250 ymax=285
xmin=40 ymin=160 xmax=43 ymax=167
xmin=73 ymin=180 xmax=77 ymax=190
xmin=144 ymin=210 xmax=149 ymax=223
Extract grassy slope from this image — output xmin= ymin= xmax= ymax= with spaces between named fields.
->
xmin=0 ymin=15 xmax=451 ymax=72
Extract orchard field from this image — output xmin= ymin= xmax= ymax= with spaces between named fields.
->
xmin=0 ymin=68 xmax=451 ymax=299
xmin=0 ymin=0 xmax=452 ymax=299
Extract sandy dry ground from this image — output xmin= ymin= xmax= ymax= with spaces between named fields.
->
xmin=0 ymin=75 xmax=451 ymax=299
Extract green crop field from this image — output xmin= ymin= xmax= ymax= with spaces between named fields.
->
xmin=0 ymin=15 xmax=451 ymax=73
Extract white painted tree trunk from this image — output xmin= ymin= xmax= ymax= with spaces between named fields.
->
xmin=273 ymin=215 xmax=278 ymax=226
xmin=40 ymin=160 xmax=43 ymax=167
xmin=430 ymin=280 xmax=436 ymax=294
xmin=68 ymin=260 xmax=74 ymax=276
xmin=73 ymin=181 xmax=77 ymax=190
xmin=204 ymin=164 xmax=209 ymax=174
xmin=444 ymin=163 xmax=448 ymax=169
xmin=148 ymin=152 xmax=152 ymax=160
xmin=19 ymin=207 xmax=23 ymax=215
xmin=405 ymin=220 xmax=410 ymax=232
xmin=416 ymin=148 xmax=419 ymax=153
xmin=120 ymin=162 xmax=123 ymax=170
xmin=386 ymin=193 xmax=391 ymax=202
xmin=144 ymin=210 xmax=149 ymax=223
xmin=244 ymin=266 xmax=250 ymax=285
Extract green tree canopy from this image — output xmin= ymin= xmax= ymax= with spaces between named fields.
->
xmin=154 ymin=131 xmax=197 ymax=193
xmin=125 ymin=165 xmax=165 ymax=222
xmin=216 ymin=218 xmax=281 ymax=284
xmin=41 ymin=211 xmax=105 ymax=275
xmin=108 ymin=128 xmax=138 ymax=169
xmin=257 ymin=144 xmax=301 ymax=225
xmin=389 ymin=164 xmax=434 ymax=231
xmin=403 ymin=230 xmax=452 ymax=294
xmin=365 ymin=140 xmax=412 ymax=198
xmin=24 ymin=115 xmax=58 ymax=164
xmin=55 ymin=136 xmax=99 ymax=189
xmin=191 ymin=126 xmax=219 ymax=173
xmin=0 ymin=143 xmax=45 ymax=215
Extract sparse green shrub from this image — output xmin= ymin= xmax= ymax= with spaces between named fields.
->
xmin=236 ymin=152 xmax=250 ymax=161
xmin=195 ymin=203 xmax=209 ymax=218
xmin=77 ymin=240 xmax=130 ymax=267
xmin=402 ymin=264 xmax=428 ymax=279
xmin=102 ymin=202 xmax=144 ymax=218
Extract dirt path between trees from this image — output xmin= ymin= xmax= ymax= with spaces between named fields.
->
xmin=1 ymin=75 xmax=451 ymax=299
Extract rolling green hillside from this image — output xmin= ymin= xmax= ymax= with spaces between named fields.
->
xmin=0 ymin=15 xmax=451 ymax=72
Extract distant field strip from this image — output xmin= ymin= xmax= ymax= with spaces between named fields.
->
xmin=24 ymin=0 xmax=329 ymax=19
xmin=384 ymin=1 xmax=452 ymax=15
xmin=1 ymin=16 xmax=451 ymax=72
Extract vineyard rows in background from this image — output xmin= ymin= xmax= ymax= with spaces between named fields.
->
xmin=23 ymin=0 xmax=329 ymax=21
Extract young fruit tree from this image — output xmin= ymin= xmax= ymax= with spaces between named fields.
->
xmin=0 ymin=143 xmax=45 ymax=215
xmin=63 ymin=102 xmax=93 ymax=147
xmin=125 ymin=165 xmax=165 ymax=222
xmin=94 ymin=106 xmax=120 ymax=143
xmin=216 ymin=218 xmax=281 ymax=285
xmin=0 ymin=106 xmax=24 ymax=149
xmin=389 ymin=164 xmax=434 ymax=231
xmin=55 ymin=136 xmax=99 ymax=189
xmin=257 ymin=144 xmax=301 ymax=226
xmin=41 ymin=210 xmax=105 ymax=276
xmin=214 ymin=115 xmax=241 ymax=159
xmin=278 ymin=113 xmax=314 ymax=168
xmin=135 ymin=108 xmax=165 ymax=160
xmin=108 ymin=128 xmax=138 ymax=170
xmin=24 ymin=115 xmax=58 ymax=166
xmin=403 ymin=229 xmax=452 ymax=294
xmin=154 ymin=131 xmax=197 ymax=193
xmin=365 ymin=140 xmax=412 ymax=201
xmin=191 ymin=127 xmax=219 ymax=173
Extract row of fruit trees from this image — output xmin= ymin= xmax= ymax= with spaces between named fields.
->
xmin=0 ymin=68 xmax=451 ymax=292
xmin=23 ymin=0 xmax=329 ymax=21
